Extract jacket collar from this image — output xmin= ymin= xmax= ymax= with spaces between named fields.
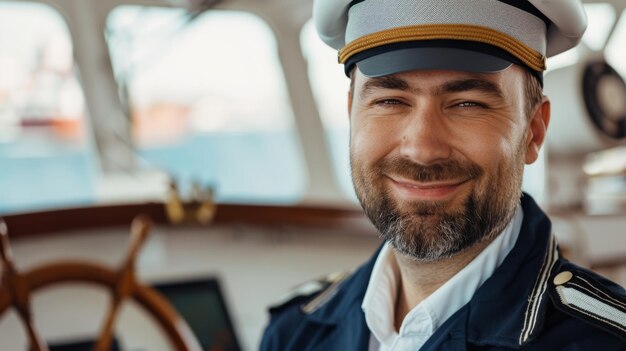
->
xmin=465 ymin=193 xmax=558 ymax=348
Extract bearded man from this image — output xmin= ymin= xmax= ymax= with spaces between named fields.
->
xmin=261 ymin=0 xmax=626 ymax=350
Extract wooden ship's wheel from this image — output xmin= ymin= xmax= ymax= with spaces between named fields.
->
xmin=0 ymin=216 xmax=202 ymax=351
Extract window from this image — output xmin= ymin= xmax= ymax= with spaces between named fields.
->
xmin=0 ymin=2 xmax=94 ymax=214
xmin=106 ymin=7 xmax=305 ymax=203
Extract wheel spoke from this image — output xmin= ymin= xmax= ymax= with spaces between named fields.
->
xmin=92 ymin=298 xmax=122 ymax=351
xmin=93 ymin=216 xmax=152 ymax=351
xmin=1 ymin=219 xmax=49 ymax=351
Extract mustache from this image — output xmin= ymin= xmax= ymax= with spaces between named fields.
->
xmin=375 ymin=157 xmax=483 ymax=183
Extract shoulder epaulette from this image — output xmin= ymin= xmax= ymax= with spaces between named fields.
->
xmin=301 ymin=271 xmax=351 ymax=314
xmin=549 ymin=268 xmax=626 ymax=342
xmin=268 ymin=271 xmax=350 ymax=314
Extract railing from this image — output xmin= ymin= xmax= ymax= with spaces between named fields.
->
xmin=2 ymin=202 xmax=373 ymax=238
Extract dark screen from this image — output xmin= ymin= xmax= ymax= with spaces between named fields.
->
xmin=154 ymin=278 xmax=241 ymax=351
xmin=48 ymin=338 xmax=120 ymax=351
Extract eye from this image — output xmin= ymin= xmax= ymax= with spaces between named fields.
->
xmin=374 ymin=99 xmax=404 ymax=106
xmin=456 ymin=101 xmax=486 ymax=108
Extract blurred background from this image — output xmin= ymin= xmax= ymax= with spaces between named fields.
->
xmin=0 ymin=0 xmax=625 ymax=350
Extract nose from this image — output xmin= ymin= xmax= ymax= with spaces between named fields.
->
xmin=400 ymin=103 xmax=452 ymax=165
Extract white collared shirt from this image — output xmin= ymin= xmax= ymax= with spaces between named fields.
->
xmin=362 ymin=205 xmax=524 ymax=351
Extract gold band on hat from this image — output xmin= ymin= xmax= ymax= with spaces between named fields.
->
xmin=339 ymin=23 xmax=546 ymax=72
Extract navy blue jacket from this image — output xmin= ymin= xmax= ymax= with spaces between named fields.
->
xmin=260 ymin=195 xmax=626 ymax=350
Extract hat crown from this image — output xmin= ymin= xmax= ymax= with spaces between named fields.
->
xmin=345 ymin=0 xmax=548 ymax=55
xmin=314 ymin=0 xmax=587 ymax=79
xmin=314 ymin=0 xmax=587 ymax=57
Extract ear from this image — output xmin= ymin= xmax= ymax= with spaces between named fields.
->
xmin=524 ymin=97 xmax=551 ymax=164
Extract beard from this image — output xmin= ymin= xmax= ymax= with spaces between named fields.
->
xmin=351 ymin=147 xmax=524 ymax=262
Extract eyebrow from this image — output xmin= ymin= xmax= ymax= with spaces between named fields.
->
xmin=436 ymin=78 xmax=505 ymax=99
xmin=358 ymin=75 xmax=504 ymax=100
xmin=360 ymin=76 xmax=416 ymax=98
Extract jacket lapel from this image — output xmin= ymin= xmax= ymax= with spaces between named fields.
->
xmin=311 ymin=302 xmax=371 ymax=351
xmin=465 ymin=194 xmax=558 ymax=348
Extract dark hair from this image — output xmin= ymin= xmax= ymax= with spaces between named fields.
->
xmin=522 ymin=68 xmax=544 ymax=120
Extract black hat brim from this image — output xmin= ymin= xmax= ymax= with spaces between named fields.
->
xmin=355 ymin=47 xmax=513 ymax=77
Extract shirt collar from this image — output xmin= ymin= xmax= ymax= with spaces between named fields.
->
xmin=361 ymin=243 xmax=399 ymax=345
xmin=362 ymin=204 xmax=524 ymax=349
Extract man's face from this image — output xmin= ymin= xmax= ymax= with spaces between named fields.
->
xmin=349 ymin=67 xmax=547 ymax=261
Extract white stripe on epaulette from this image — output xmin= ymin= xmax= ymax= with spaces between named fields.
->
xmin=555 ymin=286 xmax=626 ymax=332
xmin=549 ymin=268 xmax=626 ymax=341
xmin=301 ymin=271 xmax=351 ymax=315
xmin=272 ymin=272 xmax=351 ymax=311
xmin=519 ymin=233 xmax=559 ymax=345
xmin=275 ymin=280 xmax=327 ymax=306
xmin=573 ymin=276 xmax=626 ymax=310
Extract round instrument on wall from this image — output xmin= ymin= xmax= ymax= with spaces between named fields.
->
xmin=583 ymin=60 xmax=626 ymax=140
xmin=545 ymin=58 xmax=626 ymax=156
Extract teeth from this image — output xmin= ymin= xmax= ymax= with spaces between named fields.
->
xmin=405 ymin=184 xmax=445 ymax=189
xmin=388 ymin=176 xmax=466 ymax=189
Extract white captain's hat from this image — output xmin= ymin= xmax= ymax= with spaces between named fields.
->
xmin=313 ymin=0 xmax=588 ymax=83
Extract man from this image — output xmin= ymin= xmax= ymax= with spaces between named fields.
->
xmin=261 ymin=0 xmax=626 ymax=350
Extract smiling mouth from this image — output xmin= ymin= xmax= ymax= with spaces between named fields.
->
xmin=387 ymin=176 xmax=470 ymax=200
